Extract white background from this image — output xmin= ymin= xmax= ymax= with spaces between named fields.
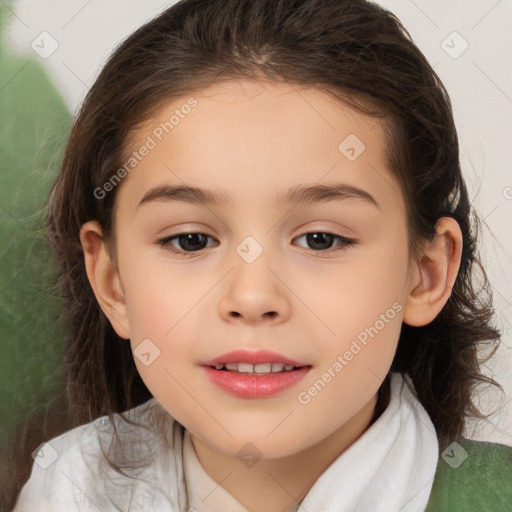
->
xmin=4 ymin=0 xmax=511 ymax=445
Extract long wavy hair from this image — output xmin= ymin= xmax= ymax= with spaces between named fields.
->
xmin=6 ymin=0 xmax=504 ymax=508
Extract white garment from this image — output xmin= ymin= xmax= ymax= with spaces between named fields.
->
xmin=14 ymin=372 xmax=439 ymax=512
xmin=183 ymin=429 xmax=250 ymax=511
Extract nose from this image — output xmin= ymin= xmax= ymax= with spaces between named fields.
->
xmin=218 ymin=249 xmax=291 ymax=325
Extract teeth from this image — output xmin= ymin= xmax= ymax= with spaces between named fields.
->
xmin=213 ymin=362 xmax=297 ymax=374
xmin=254 ymin=363 xmax=272 ymax=373
xmin=238 ymin=363 xmax=255 ymax=373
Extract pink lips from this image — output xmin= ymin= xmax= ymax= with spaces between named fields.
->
xmin=201 ymin=349 xmax=309 ymax=367
xmin=201 ymin=349 xmax=311 ymax=399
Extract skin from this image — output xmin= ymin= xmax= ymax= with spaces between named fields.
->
xmin=80 ymin=79 xmax=462 ymax=512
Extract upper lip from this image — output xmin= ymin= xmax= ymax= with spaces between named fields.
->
xmin=201 ymin=349 xmax=310 ymax=367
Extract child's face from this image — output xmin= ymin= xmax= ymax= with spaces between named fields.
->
xmin=111 ymin=79 xmax=415 ymax=458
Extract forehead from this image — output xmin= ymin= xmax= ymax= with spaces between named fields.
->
xmin=115 ymin=79 xmax=404 ymax=217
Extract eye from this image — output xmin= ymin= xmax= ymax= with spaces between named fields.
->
xmin=293 ymin=231 xmax=356 ymax=255
xmin=158 ymin=232 xmax=217 ymax=257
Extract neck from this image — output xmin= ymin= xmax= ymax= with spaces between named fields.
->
xmin=190 ymin=392 xmax=382 ymax=512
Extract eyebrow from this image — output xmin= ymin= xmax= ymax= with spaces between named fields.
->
xmin=138 ymin=182 xmax=379 ymax=209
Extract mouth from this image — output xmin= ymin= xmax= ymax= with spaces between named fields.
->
xmin=208 ymin=362 xmax=308 ymax=374
xmin=201 ymin=348 xmax=310 ymax=370
xmin=201 ymin=349 xmax=312 ymax=398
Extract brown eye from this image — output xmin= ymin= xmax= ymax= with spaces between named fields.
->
xmin=158 ymin=232 xmax=217 ymax=257
xmin=294 ymin=232 xmax=356 ymax=253
xmin=173 ymin=233 xmax=209 ymax=251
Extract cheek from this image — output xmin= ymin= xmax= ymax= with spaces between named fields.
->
xmin=119 ymin=241 xmax=206 ymax=339
xmin=308 ymin=233 xmax=409 ymax=373
xmin=296 ymin=255 xmax=406 ymax=431
xmin=318 ymin=240 xmax=408 ymax=326
xmin=121 ymin=257 xmax=209 ymax=418
xmin=118 ymin=243 xmax=214 ymax=376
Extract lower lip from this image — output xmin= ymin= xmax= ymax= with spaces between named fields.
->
xmin=202 ymin=366 xmax=311 ymax=398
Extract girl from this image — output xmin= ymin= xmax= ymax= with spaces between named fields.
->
xmin=12 ymin=0 xmax=512 ymax=510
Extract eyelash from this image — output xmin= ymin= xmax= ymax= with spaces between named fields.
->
xmin=157 ymin=230 xmax=357 ymax=258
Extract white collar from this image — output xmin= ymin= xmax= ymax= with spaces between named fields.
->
xmin=297 ymin=372 xmax=439 ymax=511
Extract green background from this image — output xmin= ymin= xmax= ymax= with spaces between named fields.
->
xmin=0 ymin=0 xmax=71 ymax=479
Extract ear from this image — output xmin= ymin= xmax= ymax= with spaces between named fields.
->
xmin=79 ymin=220 xmax=131 ymax=339
xmin=403 ymin=217 xmax=463 ymax=327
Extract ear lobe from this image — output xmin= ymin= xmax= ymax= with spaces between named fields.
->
xmin=79 ymin=221 xmax=131 ymax=339
xmin=403 ymin=217 xmax=463 ymax=327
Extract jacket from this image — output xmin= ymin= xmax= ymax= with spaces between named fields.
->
xmin=425 ymin=438 xmax=512 ymax=511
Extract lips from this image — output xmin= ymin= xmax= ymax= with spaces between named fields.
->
xmin=200 ymin=349 xmax=312 ymax=398
xmin=201 ymin=349 xmax=309 ymax=368
xmin=213 ymin=362 xmax=296 ymax=373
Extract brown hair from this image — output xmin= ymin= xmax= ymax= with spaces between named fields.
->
xmin=7 ymin=0 xmax=504 ymax=507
